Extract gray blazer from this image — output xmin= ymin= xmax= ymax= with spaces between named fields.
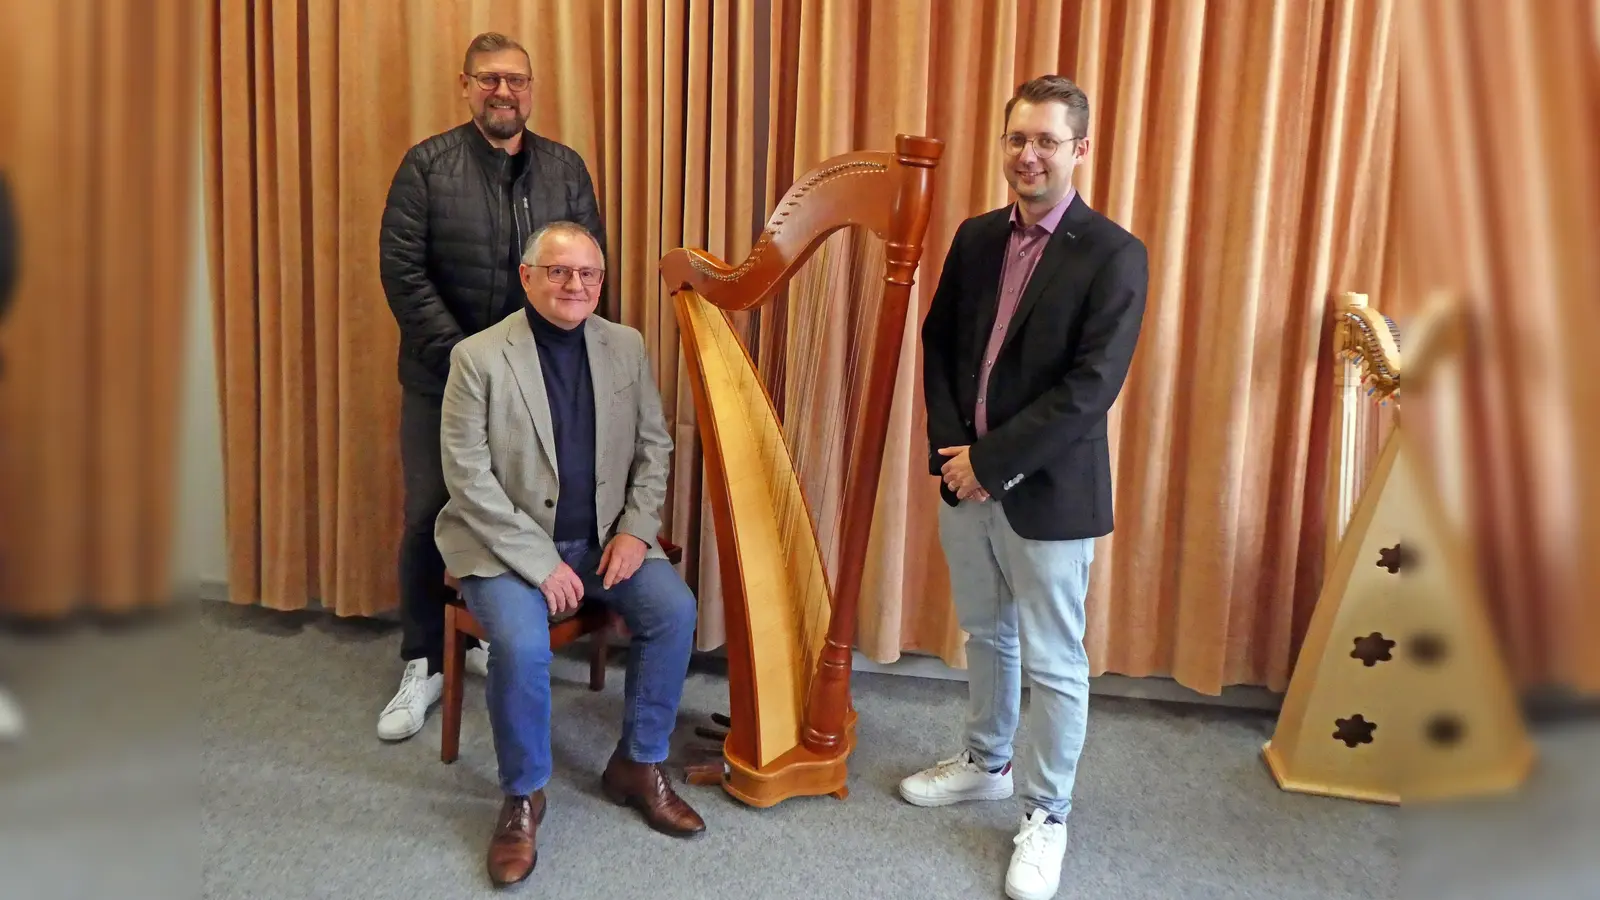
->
xmin=434 ymin=310 xmax=671 ymax=587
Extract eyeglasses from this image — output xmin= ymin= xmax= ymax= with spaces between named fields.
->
xmin=469 ymin=71 xmax=531 ymax=92
xmin=529 ymin=264 xmax=605 ymax=287
xmin=1000 ymin=133 xmax=1077 ymax=159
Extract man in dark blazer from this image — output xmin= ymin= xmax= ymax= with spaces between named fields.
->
xmin=901 ymin=75 xmax=1148 ymax=900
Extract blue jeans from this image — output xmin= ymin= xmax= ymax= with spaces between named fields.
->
xmin=460 ymin=538 xmax=698 ymax=797
xmin=938 ymin=499 xmax=1095 ymax=820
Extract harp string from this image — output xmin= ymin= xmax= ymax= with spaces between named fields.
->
xmin=695 ymin=220 xmax=889 ymax=735
xmin=765 ymin=226 xmax=887 ymax=702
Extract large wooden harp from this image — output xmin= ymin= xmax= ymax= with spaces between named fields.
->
xmin=660 ymin=135 xmax=944 ymax=807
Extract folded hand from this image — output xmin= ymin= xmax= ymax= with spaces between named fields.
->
xmin=937 ymin=446 xmax=990 ymax=502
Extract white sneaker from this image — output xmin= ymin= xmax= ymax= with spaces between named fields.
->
xmin=376 ymin=659 xmax=442 ymax=741
xmin=898 ymin=749 xmax=1014 ymax=807
xmin=1005 ymin=808 xmax=1069 ymax=900
xmin=0 ymin=685 xmax=22 ymax=741
xmin=466 ymin=645 xmax=489 ymax=678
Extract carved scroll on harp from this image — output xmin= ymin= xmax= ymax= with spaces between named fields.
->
xmin=660 ymin=135 xmax=944 ymax=808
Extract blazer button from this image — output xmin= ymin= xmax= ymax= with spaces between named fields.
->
xmin=544 ymin=499 xmax=554 ymax=508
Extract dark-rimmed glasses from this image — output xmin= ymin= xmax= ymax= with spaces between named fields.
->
xmin=469 ymin=72 xmax=531 ymax=92
xmin=529 ymin=264 xmax=604 ymax=287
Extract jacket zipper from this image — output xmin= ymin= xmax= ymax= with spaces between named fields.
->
xmin=520 ymin=196 xmax=531 ymax=257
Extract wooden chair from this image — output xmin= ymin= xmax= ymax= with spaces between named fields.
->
xmin=440 ymin=538 xmax=684 ymax=764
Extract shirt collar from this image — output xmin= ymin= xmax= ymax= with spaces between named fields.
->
xmin=1010 ymin=186 xmax=1077 ymax=233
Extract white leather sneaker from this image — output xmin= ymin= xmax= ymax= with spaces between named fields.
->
xmin=0 ymin=685 xmax=22 ymax=741
xmin=466 ymin=645 xmax=489 ymax=678
xmin=1005 ymin=808 xmax=1069 ymax=900
xmin=376 ymin=659 xmax=442 ymax=741
xmin=898 ymin=749 xmax=1014 ymax=807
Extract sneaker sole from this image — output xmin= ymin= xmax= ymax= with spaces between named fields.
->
xmin=899 ymin=783 xmax=1014 ymax=807
xmin=376 ymin=697 xmax=440 ymax=742
xmin=1005 ymin=881 xmax=1059 ymax=900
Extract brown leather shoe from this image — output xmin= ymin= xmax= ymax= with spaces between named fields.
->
xmin=601 ymin=751 xmax=707 ymax=838
xmin=487 ymin=791 xmax=546 ymax=886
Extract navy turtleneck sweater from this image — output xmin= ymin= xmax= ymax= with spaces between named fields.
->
xmin=525 ymin=304 xmax=598 ymax=544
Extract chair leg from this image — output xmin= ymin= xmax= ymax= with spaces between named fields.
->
xmin=588 ymin=620 xmax=609 ymax=692
xmin=441 ymin=605 xmax=465 ymax=764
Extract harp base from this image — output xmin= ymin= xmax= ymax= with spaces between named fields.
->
xmin=1260 ymin=740 xmax=1400 ymax=805
xmin=720 ymin=709 xmax=858 ymax=808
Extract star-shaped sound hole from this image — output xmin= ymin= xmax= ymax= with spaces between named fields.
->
xmin=1350 ymin=632 xmax=1396 ymax=666
xmin=1333 ymin=714 xmax=1377 ymax=748
xmin=1426 ymin=714 xmax=1465 ymax=747
xmin=1410 ymin=632 xmax=1447 ymax=665
xmin=1376 ymin=543 xmax=1413 ymax=574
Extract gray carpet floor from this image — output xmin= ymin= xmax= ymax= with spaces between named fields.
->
xmin=3 ymin=602 xmax=1586 ymax=899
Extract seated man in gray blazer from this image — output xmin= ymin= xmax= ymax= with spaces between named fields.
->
xmin=435 ymin=220 xmax=705 ymax=887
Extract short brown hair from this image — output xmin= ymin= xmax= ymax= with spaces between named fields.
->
xmin=462 ymin=32 xmax=530 ymax=73
xmin=1004 ymin=75 xmax=1090 ymax=139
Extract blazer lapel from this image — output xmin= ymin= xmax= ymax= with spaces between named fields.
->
xmin=968 ymin=211 xmax=1014 ymax=370
xmin=504 ymin=314 xmax=560 ymax=475
xmin=584 ymin=324 xmax=614 ymax=469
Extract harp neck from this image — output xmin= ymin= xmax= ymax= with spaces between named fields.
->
xmin=1336 ymin=294 xmax=1402 ymax=403
xmin=661 ymin=135 xmax=943 ymax=311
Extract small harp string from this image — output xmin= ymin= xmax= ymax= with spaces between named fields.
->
xmin=773 ymin=226 xmax=885 ymax=699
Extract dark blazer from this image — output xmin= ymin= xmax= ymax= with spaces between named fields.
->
xmin=921 ymin=192 xmax=1148 ymax=541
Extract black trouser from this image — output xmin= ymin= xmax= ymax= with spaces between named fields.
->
xmin=398 ymin=388 xmax=478 ymax=674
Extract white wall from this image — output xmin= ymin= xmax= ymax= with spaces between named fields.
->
xmin=171 ymin=152 xmax=229 ymax=594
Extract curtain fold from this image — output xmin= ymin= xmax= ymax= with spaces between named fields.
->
xmin=203 ymin=0 xmax=1598 ymax=696
xmin=1397 ymin=0 xmax=1600 ymax=693
xmin=0 ymin=0 xmax=197 ymax=618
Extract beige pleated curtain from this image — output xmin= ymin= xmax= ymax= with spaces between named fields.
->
xmin=202 ymin=0 xmax=1595 ymax=695
xmin=0 ymin=0 xmax=197 ymax=618
xmin=1396 ymin=0 xmax=1600 ymax=693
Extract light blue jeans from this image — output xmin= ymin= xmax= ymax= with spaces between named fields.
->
xmin=460 ymin=538 xmax=698 ymax=797
xmin=938 ymin=499 xmax=1095 ymax=820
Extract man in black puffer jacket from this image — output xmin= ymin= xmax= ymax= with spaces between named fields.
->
xmin=375 ymin=31 xmax=607 ymax=742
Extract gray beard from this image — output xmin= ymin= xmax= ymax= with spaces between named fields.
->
xmin=478 ymin=108 xmax=525 ymax=140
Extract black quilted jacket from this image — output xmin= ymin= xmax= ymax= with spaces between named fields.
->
xmin=379 ymin=122 xmax=605 ymax=396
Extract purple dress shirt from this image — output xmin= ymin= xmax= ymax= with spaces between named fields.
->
xmin=974 ymin=188 xmax=1076 ymax=436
